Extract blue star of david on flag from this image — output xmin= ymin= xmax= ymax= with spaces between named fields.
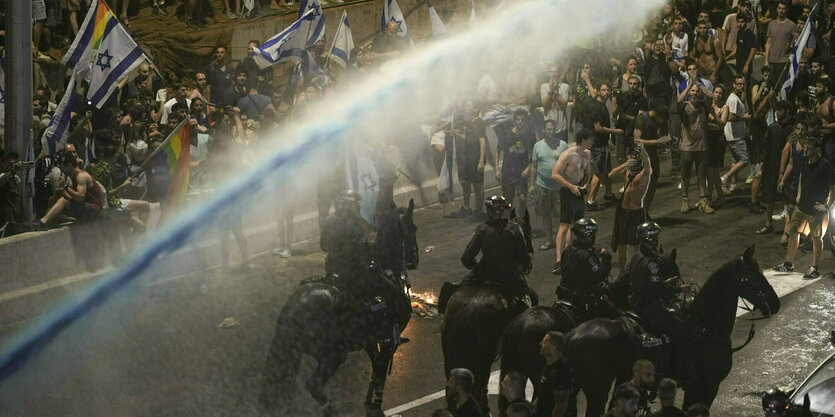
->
xmin=360 ymin=171 xmax=378 ymax=193
xmin=389 ymin=16 xmax=404 ymax=33
xmin=96 ymin=50 xmax=113 ymax=71
xmin=309 ymin=3 xmax=321 ymax=18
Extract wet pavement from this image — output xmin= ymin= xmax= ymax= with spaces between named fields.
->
xmin=1 ymin=160 xmax=834 ymax=416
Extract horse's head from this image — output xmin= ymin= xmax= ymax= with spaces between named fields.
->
xmin=658 ymin=246 xmax=684 ymax=285
xmin=399 ymin=199 xmax=419 ymax=270
xmin=736 ymin=244 xmax=780 ymax=317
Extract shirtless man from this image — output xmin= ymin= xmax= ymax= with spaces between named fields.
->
xmin=691 ymin=21 xmax=723 ymax=84
xmin=814 ymin=77 xmax=835 ymax=163
xmin=609 ymin=145 xmax=652 ymax=271
xmin=551 ymin=129 xmax=594 ymax=275
xmin=633 ymin=105 xmax=669 ymax=215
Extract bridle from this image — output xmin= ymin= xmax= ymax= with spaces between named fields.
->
xmin=733 ymin=257 xmax=773 ymax=352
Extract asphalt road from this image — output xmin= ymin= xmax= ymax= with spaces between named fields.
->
xmin=2 ymin=156 xmax=834 ymax=417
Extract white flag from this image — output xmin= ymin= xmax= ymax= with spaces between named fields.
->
xmin=328 ymin=11 xmax=354 ymax=68
xmin=781 ymin=5 xmax=817 ymax=99
xmin=381 ymin=0 xmax=411 ymax=42
xmin=85 ymin=20 xmax=145 ymax=108
xmin=252 ymin=9 xmax=316 ymax=69
xmin=41 ymin=73 xmax=82 ymax=155
xmin=346 ymin=147 xmax=380 ymax=226
xmin=427 ymin=2 xmax=448 ymax=37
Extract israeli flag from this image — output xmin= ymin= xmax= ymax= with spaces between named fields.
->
xmin=41 ymin=73 xmax=84 ymax=155
xmin=0 ymin=51 xmax=5 ymax=132
xmin=427 ymin=1 xmax=447 ymax=37
xmin=85 ymin=20 xmax=145 ymax=108
xmin=328 ymin=11 xmax=354 ymax=68
xmin=781 ymin=5 xmax=817 ymax=99
xmin=252 ymin=8 xmax=316 ymax=69
xmin=299 ymin=0 xmax=325 ymax=47
xmin=438 ymin=114 xmax=456 ymax=204
xmin=381 ymin=0 xmax=411 ymax=42
xmin=346 ymin=147 xmax=380 ymax=226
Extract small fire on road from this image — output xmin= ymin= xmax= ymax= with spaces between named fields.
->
xmin=410 ymin=291 xmax=438 ymax=318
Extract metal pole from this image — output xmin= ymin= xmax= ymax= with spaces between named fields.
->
xmin=4 ymin=0 xmax=34 ymax=223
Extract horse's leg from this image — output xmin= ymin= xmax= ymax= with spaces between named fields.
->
xmin=364 ymin=342 xmax=397 ymax=417
xmin=305 ymin=352 xmax=347 ymax=417
xmin=682 ymin=383 xmax=720 ymax=410
xmin=260 ymin=330 xmax=302 ymax=413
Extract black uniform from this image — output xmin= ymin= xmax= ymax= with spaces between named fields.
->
xmin=461 ymin=218 xmax=531 ymax=297
xmin=627 ymin=246 xmax=685 ymax=340
xmin=320 ymin=212 xmax=372 ymax=290
xmin=557 ymin=243 xmax=612 ymax=313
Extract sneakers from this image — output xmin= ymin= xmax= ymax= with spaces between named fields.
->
xmin=803 ymin=266 xmax=821 ymax=280
xmin=772 ymin=261 xmax=794 ymax=272
xmin=226 ymin=10 xmax=239 ymax=19
xmin=603 ymin=193 xmax=617 ymax=203
xmin=677 ymin=182 xmax=682 ymax=190
xmin=680 ymin=197 xmax=690 ymax=213
xmin=745 ymin=173 xmax=755 ymax=184
xmin=586 ymin=201 xmax=602 ymax=211
xmin=698 ymin=197 xmax=715 ymax=214
xmin=552 ymin=261 xmax=562 ymax=275
xmin=749 ymin=202 xmax=765 ymax=215
xmin=720 ymin=175 xmax=732 ymax=195
xmin=272 ymin=247 xmax=292 ymax=258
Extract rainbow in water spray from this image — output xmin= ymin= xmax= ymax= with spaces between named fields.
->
xmin=0 ymin=0 xmax=664 ymax=380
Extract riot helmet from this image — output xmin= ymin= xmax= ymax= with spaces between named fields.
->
xmin=485 ymin=195 xmax=511 ymax=221
xmin=337 ymin=190 xmax=362 ymax=215
xmin=636 ymin=221 xmax=661 ymax=249
xmin=761 ymin=388 xmax=789 ymax=415
xmin=571 ymin=218 xmax=599 ymax=248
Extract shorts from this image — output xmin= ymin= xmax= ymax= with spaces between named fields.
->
xmin=60 ymin=0 xmax=80 ymax=12
xmin=707 ymin=130 xmax=725 ymax=168
xmin=727 ymin=139 xmax=749 ymax=164
xmin=613 ymin=206 xmax=646 ymax=247
xmin=32 ymin=0 xmax=46 ymax=21
xmin=534 ymin=185 xmax=560 ymax=217
xmin=559 ymin=187 xmax=585 ymax=224
xmin=501 ymin=179 xmax=527 ymax=201
xmin=788 ymin=207 xmax=824 ymax=238
xmin=458 ymin=159 xmax=483 ymax=184
xmin=680 ymin=150 xmax=707 ymax=178
xmin=68 ymin=200 xmax=101 ymax=222
xmin=590 ymin=145 xmax=612 ymax=176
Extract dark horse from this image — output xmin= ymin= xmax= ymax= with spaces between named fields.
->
xmin=261 ymin=200 xmax=419 ymax=417
xmin=566 ymin=244 xmax=779 ymax=416
xmin=442 ymin=210 xmax=533 ymax=413
xmin=497 ymin=249 xmax=680 ymax=404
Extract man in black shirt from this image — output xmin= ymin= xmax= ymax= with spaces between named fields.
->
xmin=500 ymin=372 xmax=534 ymax=417
xmin=587 ymin=82 xmax=622 ymax=211
xmin=650 ymin=378 xmax=685 ymax=417
xmin=446 ymin=368 xmax=484 ymax=417
xmin=497 ymin=109 xmax=537 ymax=215
xmin=602 ymin=383 xmax=641 ymax=417
xmin=609 ymin=359 xmax=654 ymax=415
xmin=534 ymin=331 xmax=575 ymax=417
xmin=734 ymin=14 xmax=759 ymax=80
xmin=773 ymin=137 xmax=835 ymax=279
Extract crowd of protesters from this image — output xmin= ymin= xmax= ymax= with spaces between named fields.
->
xmin=435 ymin=0 xmax=835 ymax=280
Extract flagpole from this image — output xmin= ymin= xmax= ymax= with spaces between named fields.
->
xmin=132 ymin=118 xmax=189 ymax=178
xmin=326 ymin=10 xmax=345 ymax=70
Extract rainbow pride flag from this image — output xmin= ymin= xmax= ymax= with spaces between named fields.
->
xmin=62 ymin=0 xmax=119 ymax=79
xmin=154 ymin=120 xmax=192 ymax=209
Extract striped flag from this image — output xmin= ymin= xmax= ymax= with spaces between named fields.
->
xmin=781 ymin=5 xmax=817 ymax=100
xmin=63 ymin=0 xmax=146 ymax=108
xmin=381 ymin=0 xmax=411 ymax=43
xmin=40 ymin=73 xmax=85 ymax=155
xmin=345 ymin=146 xmax=379 ymax=226
xmin=149 ymin=119 xmax=192 ymax=209
xmin=328 ymin=11 xmax=354 ymax=68
xmin=427 ymin=2 xmax=448 ymax=37
xmin=252 ymin=9 xmax=315 ymax=69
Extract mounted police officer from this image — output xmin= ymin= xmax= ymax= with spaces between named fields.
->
xmin=320 ymin=190 xmax=406 ymax=346
xmin=461 ymin=195 xmax=533 ymax=307
xmin=556 ymin=218 xmax=618 ymax=318
xmin=627 ymin=221 xmax=691 ymax=341
xmin=320 ymin=190 xmax=372 ymax=289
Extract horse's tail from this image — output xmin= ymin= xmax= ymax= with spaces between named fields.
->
xmin=261 ymin=301 xmax=304 ymax=410
xmin=498 ymin=309 xmax=526 ymax=371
